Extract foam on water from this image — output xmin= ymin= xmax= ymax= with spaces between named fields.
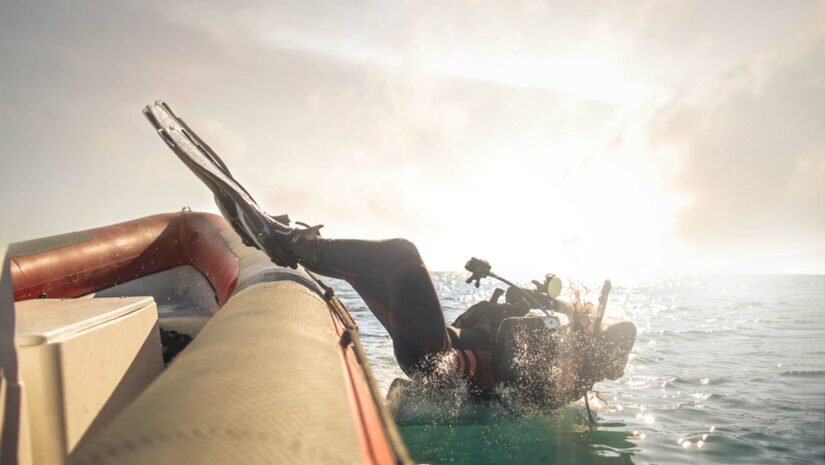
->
xmin=331 ymin=274 xmax=825 ymax=465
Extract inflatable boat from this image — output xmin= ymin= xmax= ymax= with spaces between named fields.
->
xmin=0 ymin=211 xmax=412 ymax=465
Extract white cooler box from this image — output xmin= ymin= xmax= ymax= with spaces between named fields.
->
xmin=15 ymin=296 xmax=163 ymax=465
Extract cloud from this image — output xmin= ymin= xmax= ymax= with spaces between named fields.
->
xmin=651 ymin=16 xmax=825 ymax=261
xmin=1 ymin=0 xmax=821 ymax=275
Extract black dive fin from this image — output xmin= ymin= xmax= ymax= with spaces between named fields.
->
xmin=143 ymin=101 xmax=300 ymax=267
xmin=151 ymin=102 xmax=272 ymax=211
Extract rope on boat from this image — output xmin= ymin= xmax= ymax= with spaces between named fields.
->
xmin=305 ymin=270 xmax=414 ymax=465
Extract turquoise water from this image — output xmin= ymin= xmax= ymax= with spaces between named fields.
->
xmin=331 ymin=274 xmax=825 ymax=465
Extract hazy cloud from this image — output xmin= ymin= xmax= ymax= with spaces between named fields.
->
xmin=651 ymin=13 xmax=825 ymax=263
xmin=1 ymin=0 xmax=822 ymax=275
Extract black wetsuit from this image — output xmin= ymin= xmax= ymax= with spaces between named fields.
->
xmin=304 ymin=238 xmax=470 ymax=377
xmin=306 ymin=238 xmax=528 ymax=388
xmin=301 ymin=236 xmax=635 ymax=405
xmin=300 ymin=239 xmax=525 ymax=377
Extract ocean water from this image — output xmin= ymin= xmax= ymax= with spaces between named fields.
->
xmin=330 ymin=274 xmax=825 ymax=465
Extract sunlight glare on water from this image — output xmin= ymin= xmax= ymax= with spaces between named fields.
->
xmin=330 ymin=274 xmax=825 ymax=465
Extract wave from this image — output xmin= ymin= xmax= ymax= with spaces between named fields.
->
xmin=779 ymin=370 xmax=825 ymax=378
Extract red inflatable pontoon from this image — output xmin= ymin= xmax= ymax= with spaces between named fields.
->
xmin=6 ymin=211 xmax=411 ymax=465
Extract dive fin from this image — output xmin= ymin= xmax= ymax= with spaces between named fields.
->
xmin=143 ymin=101 xmax=308 ymax=267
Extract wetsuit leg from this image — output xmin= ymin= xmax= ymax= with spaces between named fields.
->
xmin=305 ymin=238 xmax=451 ymax=376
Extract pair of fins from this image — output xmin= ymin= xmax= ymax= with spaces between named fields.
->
xmin=143 ymin=101 xmax=320 ymax=268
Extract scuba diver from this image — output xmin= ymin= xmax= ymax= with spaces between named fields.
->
xmin=143 ymin=101 xmax=636 ymax=409
xmin=248 ymin=225 xmax=636 ymax=408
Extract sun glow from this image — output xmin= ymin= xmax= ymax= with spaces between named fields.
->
xmin=409 ymin=121 xmax=681 ymax=281
xmin=435 ymin=53 xmax=653 ymax=104
xmin=368 ymin=39 xmax=682 ymax=279
xmin=4 ymin=1 xmax=820 ymax=278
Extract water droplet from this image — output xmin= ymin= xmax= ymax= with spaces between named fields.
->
xmin=682 ymin=441 xmax=692 ymax=449
xmin=700 ymin=378 xmax=709 ymax=385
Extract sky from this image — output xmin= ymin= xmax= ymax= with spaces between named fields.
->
xmin=1 ymin=0 xmax=823 ymax=279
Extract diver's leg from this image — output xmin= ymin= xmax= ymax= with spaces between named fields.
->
xmin=340 ymin=276 xmax=392 ymax=329
xmin=302 ymin=238 xmax=424 ymax=278
xmin=385 ymin=260 xmax=451 ymax=376
xmin=302 ymin=238 xmax=452 ymax=376
xmin=298 ymin=238 xmax=418 ymax=328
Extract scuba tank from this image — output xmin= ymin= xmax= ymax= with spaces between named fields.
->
xmin=464 ymin=257 xmax=607 ymax=408
xmin=492 ymin=314 xmax=563 ymax=386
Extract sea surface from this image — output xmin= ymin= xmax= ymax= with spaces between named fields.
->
xmin=330 ymin=274 xmax=825 ymax=465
